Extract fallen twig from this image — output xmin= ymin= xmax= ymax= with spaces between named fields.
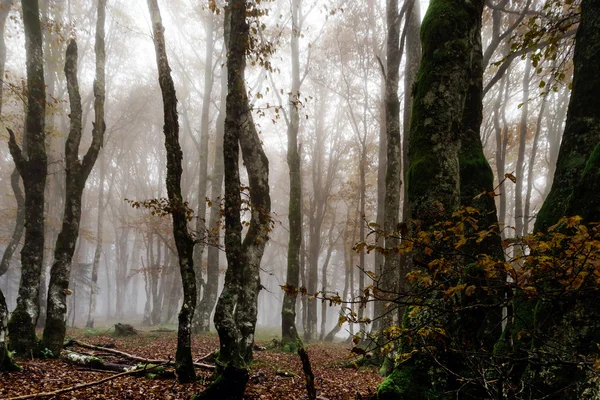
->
xmin=64 ymin=339 xmax=215 ymax=370
xmin=0 ymin=363 xmax=164 ymax=400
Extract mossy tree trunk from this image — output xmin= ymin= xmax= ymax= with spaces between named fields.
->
xmin=528 ymin=2 xmax=600 ymax=397
xmin=196 ymin=2 xmax=271 ymax=398
xmin=6 ymin=0 xmax=47 ymax=356
xmin=457 ymin=0 xmax=504 ymax=352
xmin=42 ymin=0 xmax=106 ymax=357
xmin=281 ymin=0 xmax=303 ymax=353
xmin=534 ymin=0 xmax=600 ymax=233
xmin=147 ymin=0 xmax=197 ymax=383
xmin=380 ymin=0 xmax=493 ymax=397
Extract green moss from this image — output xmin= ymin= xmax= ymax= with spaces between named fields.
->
xmin=7 ymin=307 xmax=39 ymax=356
xmin=566 ymin=143 xmax=600 ymax=223
xmin=0 ymin=347 xmax=20 ymax=372
xmin=377 ymin=355 xmax=448 ymax=400
xmin=281 ymin=335 xmax=302 ymax=354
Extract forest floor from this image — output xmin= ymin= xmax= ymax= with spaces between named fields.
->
xmin=0 ymin=327 xmax=382 ymax=399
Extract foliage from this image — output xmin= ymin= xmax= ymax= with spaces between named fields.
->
xmin=337 ymin=207 xmax=600 ymax=398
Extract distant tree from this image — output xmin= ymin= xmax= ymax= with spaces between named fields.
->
xmin=6 ymin=0 xmax=48 ymax=355
xmin=0 ymin=0 xmax=18 ymax=370
xmin=197 ymin=53 xmax=225 ymax=333
xmin=0 ymin=0 xmax=22 ymax=279
xmin=146 ymin=0 xmax=197 ymax=383
xmin=191 ymin=8 xmax=214 ymax=334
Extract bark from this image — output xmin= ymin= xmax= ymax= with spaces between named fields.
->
xmin=196 ymin=2 xmax=271 ymax=398
xmin=458 ymin=1 xmax=504 ymax=355
xmin=7 ymin=0 xmax=48 ymax=355
xmin=381 ymin=0 xmax=489 ymax=397
xmin=42 ymin=0 xmax=106 ymax=355
xmin=534 ymin=0 xmax=600 ymax=232
xmin=281 ymin=0 xmax=303 ymax=352
xmin=528 ymin=3 xmax=600 ymax=396
xmin=147 ymin=0 xmax=197 ymax=383
xmin=197 ymin=45 xmax=225 ymax=333
xmin=191 ymin=12 xmax=214 ymax=334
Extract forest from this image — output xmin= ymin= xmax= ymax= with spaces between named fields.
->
xmin=0 ymin=0 xmax=598 ymax=399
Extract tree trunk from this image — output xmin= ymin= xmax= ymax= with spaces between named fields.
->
xmin=514 ymin=58 xmax=531 ymax=238
xmin=380 ymin=0 xmax=488 ymax=397
xmin=197 ymin=41 xmax=225 ymax=334
xmin=493 ymin=75 xmax=509 ymax=237
xmin=281 ymin=0 xmax=303 ymax=352
xmin=196 ymin=2 xmax=271 ymax=398
xmin=528 ymin=3 xmax=600 ymax=396
xmin=146 ymin=0 xmax=197 ymax=383
xmin=534 ymin=0 xmax=600 ymax=232
xmin=191 ymin=11 xmax=214 ymax=334
xmin=43 ymin=4 xmax=106 ymax=351
xmin=379 ymin=0 xmax=403 ymax=338
xmin=523 ymin=92 xmax=548 ymax=235
xmin=7 ymin=0 xmax=48 ymax=356
xmin=87 ymin=151 xmax=105 ymax=328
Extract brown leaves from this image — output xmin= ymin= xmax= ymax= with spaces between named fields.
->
xmin=0 ymin=331 xmax=381 ymax=400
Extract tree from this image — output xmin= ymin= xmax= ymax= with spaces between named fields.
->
xmin=0 ymin=0 xmax=18 ymax=371
xmin=534 ymin=0 xmax=600 ymax=233
xmin=41 ymin=0 xmax=106 ymax=357
xmin=196 ymin=52 xmax=226 ymax=333
xmin=191 ymin=8 xmax=214 ymax=334
xmin=379 ymin=0 xmax=500 ymax=397
xmin=281 ymin=0 xmax=303 ymax=352
xmin=146 ymin=0 xmax=197 ymax=383
xmin=195 ymin=1 xmax=271 ymax=397
xmin=6 ymin=0 xmax=47 ymax=355
xmin=86 ymin=150 xmax=106 ymax=328
xmin=525 ymin=1 xmax=600 ymax=396
xmin=0 ymin=0 xmax=22 ymax=280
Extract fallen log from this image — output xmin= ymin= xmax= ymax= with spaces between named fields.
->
xmin=1 ymin=363 xmax=165 ymax=400
xmin=62 ymin=350 xmax=133 ymax=373
xmin=64 ymin=339 xmax=215 ymax=370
